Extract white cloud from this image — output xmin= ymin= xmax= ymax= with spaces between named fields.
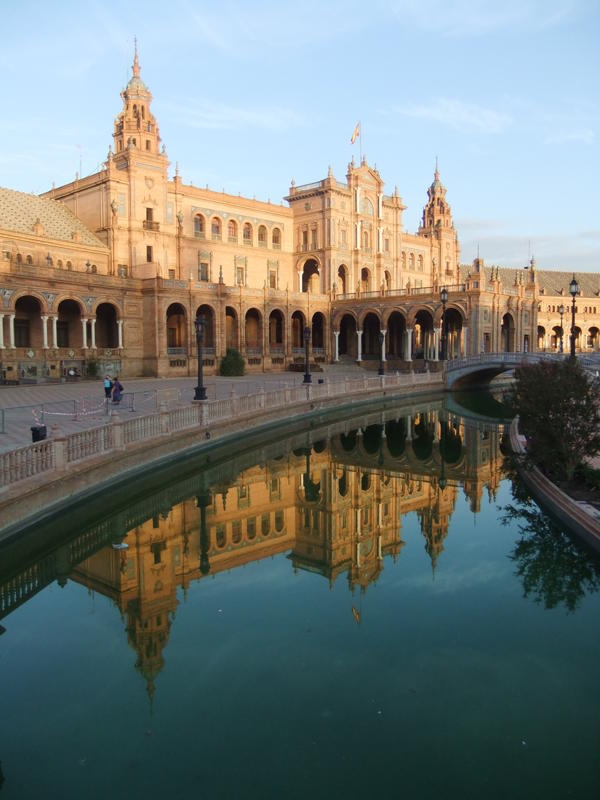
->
xmin=397 ymin=98 xmax=512 ymax=134
xmin=163 ymin=99 xmax=303 ymax=133
xmin=544 ymin=128 xmax=595 ymax=145
xmin=388 ymin=0 xmax=582 ymax=38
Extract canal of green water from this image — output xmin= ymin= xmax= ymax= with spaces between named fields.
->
xmin=1 ymin=394 xmax=599 ymax=799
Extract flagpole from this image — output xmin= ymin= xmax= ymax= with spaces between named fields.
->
xmin=359 ymin=120 xmax=362 ymax=162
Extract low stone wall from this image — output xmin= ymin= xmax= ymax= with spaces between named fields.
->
xmin=509 ymin=418 xmax=600 ymax=554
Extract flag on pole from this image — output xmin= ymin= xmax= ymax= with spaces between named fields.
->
xmin=350 ymin=122 xmax=360 ymax=145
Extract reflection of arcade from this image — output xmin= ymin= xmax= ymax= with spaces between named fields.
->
xmin=2 ymin=406 xmax=504 ymax=699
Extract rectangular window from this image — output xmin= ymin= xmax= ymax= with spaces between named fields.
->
xmin=311 ymin=229 xmax=317 ymax=249
xmin=269 ymin=270 xmax=277 ymax=289
xmin=384 ymin=238 xmax=390 ymax=252
xmin=146 ymin=246 xmax=153 ymax=263
xmin=301 ymin=230 xmax=308 ymax=251
xmin=146 ymin=207 xmax=153 ymax=222
xmin=118 ymin=193 xmax=126 ymax=216
xmin=236 ymin=266 xmax=245 ymax=285
xmin=340 ymin=229 xmax=346 ymax=248
xmin=198 ymin=262 xmax=209 ymax=281
xmin=168 ymin=269 xmax=175 ymax=280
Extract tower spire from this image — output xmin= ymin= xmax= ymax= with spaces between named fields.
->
xmin=133 ymin=37 xmax=140 ymax=78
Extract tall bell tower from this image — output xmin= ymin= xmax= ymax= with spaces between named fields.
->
xmin=418 ymin=164 xmax=460 ymax=285
xmin=112 ymin=41 xmax=164 ymax=163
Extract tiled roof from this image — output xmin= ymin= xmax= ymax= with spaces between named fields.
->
xmin=482 ymin=265 xmax=600 ymax=298
xmin=0 ymin=187 xmax=105 ymax=248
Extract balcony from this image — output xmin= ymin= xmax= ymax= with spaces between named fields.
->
xmin=143 ymin=220 xmax=160 ymax=231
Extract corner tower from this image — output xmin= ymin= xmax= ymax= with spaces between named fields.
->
xmin=112 ymin=42 xmax=163 ymax=162
xmin=418 ymin=165 xmax=460 ymax=286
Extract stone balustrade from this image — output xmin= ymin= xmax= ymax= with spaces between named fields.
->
xmin=0 ymin=371 xmax=442 ymax=494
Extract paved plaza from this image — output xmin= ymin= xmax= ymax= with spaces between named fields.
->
xmin=0 ymin=372 xmax=327 ymax=453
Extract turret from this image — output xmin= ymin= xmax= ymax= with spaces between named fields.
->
xmin=112 ymin=42 xmax=164 ymax=162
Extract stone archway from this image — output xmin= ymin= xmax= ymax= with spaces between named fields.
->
xmin=338 ymin=313 xmax=358 ymax=359
xmin=413 ymin=309 xmax=435 ymax=360
xmin=501 ymin=313 xmax=515 ymax=352
xmin=96 ymin=303 xmax=119 ymax=349
xmin=166 ymin=303 xmax=187 ymax=352
xmin=302 ymin=259 xmax=320 ymax=293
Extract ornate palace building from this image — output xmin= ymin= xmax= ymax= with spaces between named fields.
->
xmin=0 ymin=46 xmax=597 ymax=383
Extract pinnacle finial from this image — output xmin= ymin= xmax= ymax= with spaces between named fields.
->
xmin=133 ymin=37 xmax=140 ymax=78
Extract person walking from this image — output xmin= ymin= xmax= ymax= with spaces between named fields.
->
xmin=112 ymin=377 xmax=123 ymax=404
xmin=104 ymin=375 xmax=113 ymax=399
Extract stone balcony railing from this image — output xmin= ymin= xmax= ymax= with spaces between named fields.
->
xmin=0 ymin=371 xmax=444 ymax=530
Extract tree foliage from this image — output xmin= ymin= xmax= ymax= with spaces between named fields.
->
xmin=219 ymin=348 xmax=245 ymax=376
xmin=508 ymin=358 xmax=600 ymax=482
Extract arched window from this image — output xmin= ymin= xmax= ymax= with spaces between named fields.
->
xmin=26 ymin=255 xmax=33 ymax=265
xmin=57 ymin=259 xmax=63 ymax=269
xmin=418 ymin=255 xmax=423 ymax=272
xmin=194 ymin=215 xmax=205 ymax=238
xmin=211 ymin=217 xmax=221 ymax=240
xmin=409 ymin=253 xmax=415 ymax=271
xmin=228 ymin=220 xmax=237 ymax=243
xmin=243 ymin=223 xmax=253 ymax=245
xmin=272 ymin=227 xmax=281 ymax=249
xmin=258 ymin=225 xmax=267 ymax=247
xmin=16 ymin=253 xmax=23 ymax=264
xmin=401 ymin=252 xmax=406 ymax=270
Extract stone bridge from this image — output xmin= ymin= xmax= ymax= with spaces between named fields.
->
xmin=443 ymin=352 xmax=600 ymax=390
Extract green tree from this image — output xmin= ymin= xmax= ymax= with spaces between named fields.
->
xmin=508 ymin=358 xmax=600 ymax=482
xmin=219 ymin=348 xmax=245 ymax=376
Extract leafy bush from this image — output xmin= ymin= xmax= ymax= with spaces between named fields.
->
xmin=86 ymin=359 xmax=98 ymax=377
xmin=219 ymin=348 xmax=245 ymax=376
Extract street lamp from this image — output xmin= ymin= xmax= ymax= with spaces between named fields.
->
xmin=378 ymin=330 xmax=385 ymax=375
xmin=569 ymin=275 xmax=579 ymax=359
xmin=194 ymin=315 xmax=207 ymax=400
xmin=440 ymin=286 xmax=448 ymax=361
xmin=303 ymin=324 xmax=312 ymax=384
xmin=558 ymin=303 xmax=565 ymax=353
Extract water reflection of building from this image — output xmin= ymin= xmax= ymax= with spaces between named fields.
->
xmin=61 ymin=411 xmax=504 ymax=695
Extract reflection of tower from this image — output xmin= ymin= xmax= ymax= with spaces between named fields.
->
xmin=125 ymin=592 xmax=172 ymax=706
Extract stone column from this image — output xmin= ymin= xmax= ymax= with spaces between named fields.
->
xmin=0 ymin=314 xmax=4 ymax=348
xmin=41 ymin=315 xmax=49 ymax=349
xmin=333 ymin=330 xmax=340 ymax=362
xmin=81 ymin=318 xmax=88 ymax=349
xmin=90 ymin=318 xmax=97 ymax=349
xmin=405 ymin=327 xmax=413 ymax=361
xmin=356 ymin=329 xmax=363 ymax=362
xmin=118 ymin=320 xmax=123 ymax=349
xmin=9 ymin=314 xmax=15 ymax=348
xmin=51 ymin=315 xmax=58 ymax=348
xmin=381 ymin=329 xmax=387 ymax=362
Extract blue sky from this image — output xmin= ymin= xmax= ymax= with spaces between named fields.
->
xmin=1 ymin=0 xmax=598 ymax=271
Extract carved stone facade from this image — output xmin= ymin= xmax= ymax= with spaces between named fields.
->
xmin=0 ymin=47 xmax=597 ymax=382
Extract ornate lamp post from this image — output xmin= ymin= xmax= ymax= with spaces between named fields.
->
xmin=378 ymin=331 xmax=385 ymax=376
xmin=440 ymin=286 xmax=448 ymax=361
xmin=303 ymin=324 xmax=312 ymax=384
xmin=569 ymin=275 xmax=579 ymax=359
xmin=558 ymin=303 xmax=565 ymax=353
xmin=194 ymin=315 xmax=207 ymax=400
